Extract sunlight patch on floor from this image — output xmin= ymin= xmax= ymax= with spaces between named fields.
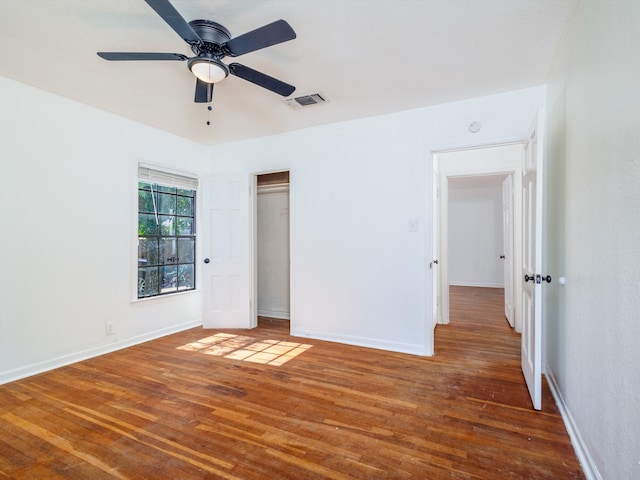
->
xmin=177 ymin=333 xmax=312 ymax=366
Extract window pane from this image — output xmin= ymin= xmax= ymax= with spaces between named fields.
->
xmin=178 ymin=238 xmax=195 ymax=263
xmin=159 ymin=215 xmax=176 ymax=235
xmin=138 ymin=189 xmax=156 ymax=213
xmin=177 ymin=217 xmax=194 ymax=235
xmin=138 ymin=267 xmax=159 ymax=297
xmin=177 ymin=196 xmax=193 ymax=216
xmin=160 ymin=238 xmax=177 ymax=264
xmin=138 ymin=238 xmax=159 ymax=266
xmin=138 ymin=214 xmax=159 ymax=236
xmin=161 ymin=265 xmax=178 ymax=292
xmin=137 ymin=180 xmax=195 ymax=299
xmin=158 ymin=193 xmax=176 ymax=214
xmin=178 ymin=264 xmax=194 ymax=290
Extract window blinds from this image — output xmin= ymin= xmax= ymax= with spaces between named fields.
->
xmin=138 ymin=164 xmax=199 ymax=190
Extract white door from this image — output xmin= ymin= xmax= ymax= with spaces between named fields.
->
xmin=202 ymin=173 xmax=252 ymax=328
xmin=502 ymin=175 xmax=514 ymax=327
xmin=521 ymin=111 xmax=544 ymax=410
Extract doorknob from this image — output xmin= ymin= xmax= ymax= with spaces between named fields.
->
xmin=524 ymin=274 xmax=552 ymax=283
xmin=204 ymin=258 xmax=210 ymax=264
xmin=500 ymin=255 xmax=505 ymax=259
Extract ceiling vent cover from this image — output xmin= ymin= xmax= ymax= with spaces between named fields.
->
xmin=284 ymin=93 xmax=327 ymax=109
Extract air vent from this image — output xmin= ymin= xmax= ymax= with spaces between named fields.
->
xmin=284 ymin=93 xmax=327 ymax=109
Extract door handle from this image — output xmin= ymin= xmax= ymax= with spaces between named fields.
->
xmin=524 ymin=274 xmax=552 ymax=283
xmin=204 ymin=258 xmax=210 ymax=264
xmin=500 ymin=255 xmax=505 ymax=259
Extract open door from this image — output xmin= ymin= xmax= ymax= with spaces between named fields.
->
xmin=521 ymin=111 xmax=545 ymax=410
xmin=202 ymin=173 xmax=252 ymax=329
xmin=502 ymin=175 xmax=514 ymax=327
xmin=431 ymin=169 xmax=441 ymax=326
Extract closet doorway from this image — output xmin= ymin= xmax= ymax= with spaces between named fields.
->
xmin=256 ymin=172 xmax=291 ymax=324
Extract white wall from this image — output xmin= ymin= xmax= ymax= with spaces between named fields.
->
xmin=209 ymin=87 xmax=544 ymax=355
xmin=0 ymin=77 xmax=209 ymax=383
xmin=544 ymin=1 xmax=640 ymax=479
xmin=448 ymin=177 xmax=505 ymax=287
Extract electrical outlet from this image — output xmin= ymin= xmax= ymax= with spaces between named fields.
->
xmin=105 ymin=322 xmax=114 ymax=335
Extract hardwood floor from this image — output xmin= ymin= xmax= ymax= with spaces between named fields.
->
xmin=0 ymin=287 xmax=584 ymax=479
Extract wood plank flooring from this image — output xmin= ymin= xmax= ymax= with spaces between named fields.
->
xmin=0 ymin=286 xmax=584 ymax=479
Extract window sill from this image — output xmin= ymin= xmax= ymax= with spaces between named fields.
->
xmin=131 ymin=289 xmax=198 ymax=306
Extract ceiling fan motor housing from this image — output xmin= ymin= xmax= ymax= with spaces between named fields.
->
xmin=189 ymin=20 xmax=231 ymax=57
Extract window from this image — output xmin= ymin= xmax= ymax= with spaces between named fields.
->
xmin=137 ymin=166 xmax=197 ymax=299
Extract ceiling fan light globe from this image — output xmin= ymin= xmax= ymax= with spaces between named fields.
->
xmin=188 ymin=58 xmax=229 ymax=84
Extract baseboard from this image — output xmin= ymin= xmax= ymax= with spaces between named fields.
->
xmin=449 ymin=281 xmax=505 ymax=288
xmin=257 ymin=309 xmax=290 ymax=320
xmin=289 ymin=328 xmax=426 ymax=356
xmin=545 ymin=368 xmax=602 ymax=480
xmin=0 ymin=320 xmax=202 ymax=386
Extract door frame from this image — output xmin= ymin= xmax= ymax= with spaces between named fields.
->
xmin=250 ymin=169 xmax=294 ymax=331
xmin=432 ymin=143 xmax=524 ymax=332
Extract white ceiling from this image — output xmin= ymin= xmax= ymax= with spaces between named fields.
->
xmin=0 ymin=0 xmax=577 ymax=146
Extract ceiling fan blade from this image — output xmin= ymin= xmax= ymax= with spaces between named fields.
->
xmin=223 ymin=20 xmax=296 ymax=57
xmin=97 ymin=52 xmax=188 ymax=61
xmin=229 ymin=63 xmax=295 ymax=97
xmin=143 ymin=0 xmax=202 ymax=46
xmin=194 ymin=78 xmax=213 ymax=103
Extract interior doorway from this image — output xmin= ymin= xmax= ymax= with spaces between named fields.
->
xmin=255 ymin=172 xmax=291 ymax=326
xmin=447 ymin=174 xmax=509 ymax=290
xmin=430 ymin=121 xmax=543 ymax=411
xmin=431 ymin=143 xmax=524 ymax=337
xmin=440 ymin=174 xmax=514 ymax=356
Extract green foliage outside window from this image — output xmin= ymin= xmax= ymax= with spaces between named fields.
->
xmin=137 ymin=182 xmax=196 ymax=298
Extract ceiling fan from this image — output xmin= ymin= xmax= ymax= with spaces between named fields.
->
xmin=97 ymin=0 xmax=296 ymax=103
